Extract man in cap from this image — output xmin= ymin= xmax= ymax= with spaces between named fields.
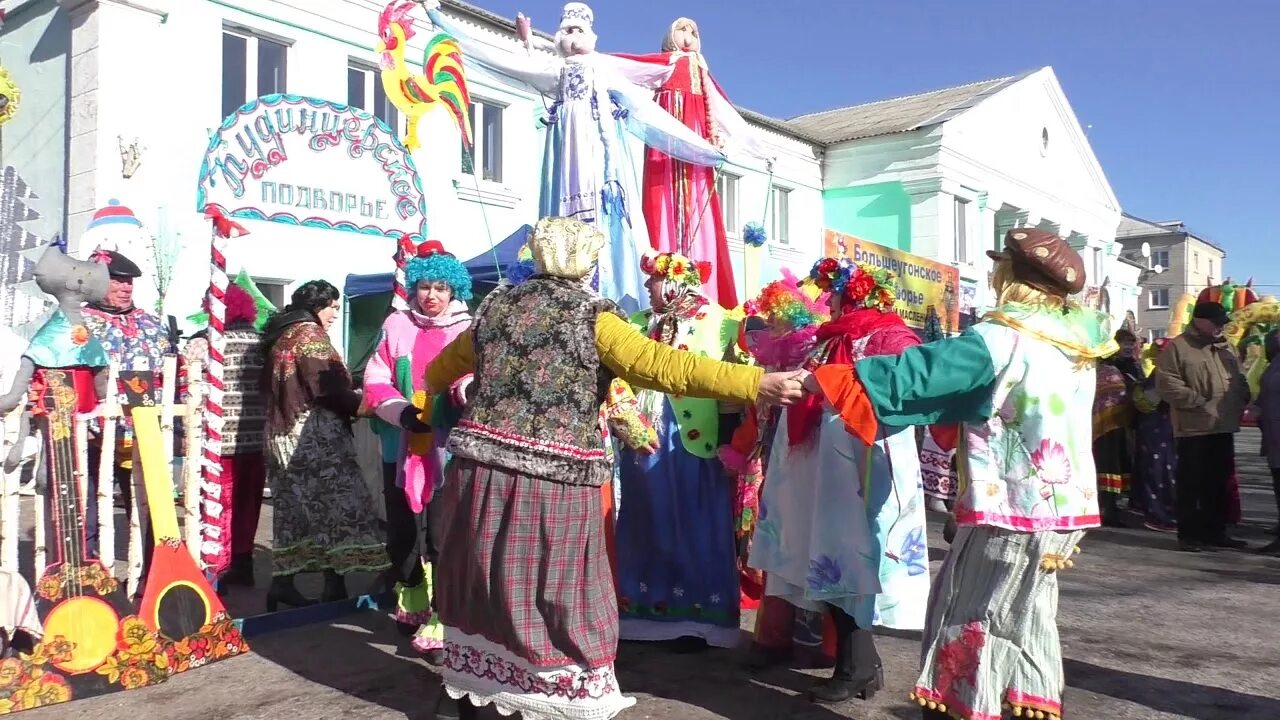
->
xmin=802 ymin=228 xmax=1116 ymax=720
xmin=83 ymin=248 xmax=178 ymax=570
xmin=1156 ymin=300 xmax=1251 ymax=551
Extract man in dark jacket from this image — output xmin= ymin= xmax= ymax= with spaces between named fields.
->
xmin=1156 ymin=301 xmax=1251 ymax=551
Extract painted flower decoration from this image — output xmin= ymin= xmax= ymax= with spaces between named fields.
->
xmin=1030 ymin=439 xmax=1072 ymax=485
xmin=69 ymin=324 xmax=90 ymax=346
xmin=898 ymin=526 xmax=929 ymax=576
xmin=807 ymin=554 xmax=843 ymax=592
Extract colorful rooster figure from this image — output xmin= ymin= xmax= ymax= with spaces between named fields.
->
xmin=377 ymin=1 xmax=473 ymax=152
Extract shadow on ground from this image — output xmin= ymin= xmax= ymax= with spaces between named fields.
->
xmin=1066 ymin=658 xmax=1280 ymax=720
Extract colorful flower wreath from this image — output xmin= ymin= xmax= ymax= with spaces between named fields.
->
xmin=640 ymin=251 xmax=711 ymax=289
xmin=809 ymin=257 xmax=898 ymax=311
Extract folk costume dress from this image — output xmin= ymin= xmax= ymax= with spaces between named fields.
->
xmin=1131 ymin=362 xmax=1177 ymax=531
xmin=1092 ymin=356 xmax=1136 ymax=526
xmin=425 ymin=265 xmax=764 ymax=719
xmin=181 ymin=319 xmax=268 ymax=578
xmin=261 ymin=313 xmax=388 ymax=577
xmin=614 ymin=19 xmax=775 ymax=309
xmin=750 ymin=306 xmax=931 ymax=632
xmin=364 ymin=298 xmax=471 ymax=652
xmin=808 ymin=301 xmax=1114 ymax=720
xmin=427 ymin=4 xmax=725 ymax=314
xmin=614 ymin=255 xmax=745 ymax=647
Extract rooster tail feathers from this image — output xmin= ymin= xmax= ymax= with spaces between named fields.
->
xmin=423 ymin=32 xmax=473 ymax=150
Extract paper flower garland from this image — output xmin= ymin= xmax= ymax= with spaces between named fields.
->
xmin=742 ymin=222 xmax=767 ymax=248
xmin=186 ymin=269 xmax=277 ymax=330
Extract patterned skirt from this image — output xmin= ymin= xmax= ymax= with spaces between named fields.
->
xmin=434 ymin=458 xmax=634 ymax=720
xmin=266 ymin=409 xmax=389 ymax=576
xmin=911 ymin=526 xmax=1085 ymax=720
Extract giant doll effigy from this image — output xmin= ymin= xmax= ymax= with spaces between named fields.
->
xmin=423 ymin=0 xmax=727 ymax=313
xmin=615 ymin=17 xmax=776 ymax=309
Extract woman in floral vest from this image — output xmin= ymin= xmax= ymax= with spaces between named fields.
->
xmin=804 ymin=229 xmax=1114 ymax=720
xmin=424 ymin=216 xmax=804 ymax=720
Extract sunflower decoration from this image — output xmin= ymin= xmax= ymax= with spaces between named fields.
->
xmin=641 ymin=251 xmax=711 ymax=289
xmin=808 ymin=257 xmax=899 ymax=311
xmin=0 ymin=67 xmax=19 ymax=126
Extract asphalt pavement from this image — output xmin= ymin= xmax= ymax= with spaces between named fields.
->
xmin=25 ymin=429 xmax=1280 ymax=720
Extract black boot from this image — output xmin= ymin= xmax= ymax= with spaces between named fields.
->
xmin=432 ymin=690 xmax=478 ymax=720
xmin=322 ymin=569 xmax=349 ymax=602
xmin=266 ymin=574 xmax=316 ymax=612
xmin=221 ymin=553 xmax=255 ymax=587
xmin=809 ymin=606 xmax=883 ymax=704
xmin=921 ymin=709 xmax=951 ymax=720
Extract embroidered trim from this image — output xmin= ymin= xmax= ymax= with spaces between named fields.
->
xmin=455 ymin=420 xmax=607 ymax=460
xmin=953 ymin=510 xmax=1101 ymax=532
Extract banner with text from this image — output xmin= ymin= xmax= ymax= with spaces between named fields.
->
xmin=823 ymin=229 xmax=960 ymax=330
xmin=196 ymin=94 xmax=428 ymax=240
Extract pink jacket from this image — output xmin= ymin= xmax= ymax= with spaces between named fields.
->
xmin=363 ymin=302 xmax=471 ymax=511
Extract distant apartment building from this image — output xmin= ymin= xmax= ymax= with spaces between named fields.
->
xmin=1116 ymin=213 xmax=1226 ymax=338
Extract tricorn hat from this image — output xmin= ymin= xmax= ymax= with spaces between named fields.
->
xmin=987 ymin=228 xmax=1085 ymax=296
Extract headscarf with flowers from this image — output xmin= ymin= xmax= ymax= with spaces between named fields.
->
xmin=641 ymin=251 xmax=711 ymax=347
xmin=808 ymin=257 xmax=898 ymax=312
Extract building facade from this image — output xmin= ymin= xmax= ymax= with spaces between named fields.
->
xmin=1116 ymin=213 xmax=1227 ymax=338
xmin=787 ymin=67 xmax=1131 ymax=326
xmin=0 ymin=0 xmax=822 ymax=348
xmin=1 ymin=2 xmax=1165 ymax=344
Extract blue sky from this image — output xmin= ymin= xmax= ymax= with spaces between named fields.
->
xmin=477 ymin=0 xmax=1279 ymax=289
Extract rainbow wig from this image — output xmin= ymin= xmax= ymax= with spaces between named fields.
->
xmin=744 ymin=269 xmax=830 ymax=332
xmin=406 ymin=252 xmax=474 ymax=301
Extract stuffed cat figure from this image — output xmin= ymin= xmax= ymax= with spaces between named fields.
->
xmin=0 ymin=244 xmax=111 ymax=470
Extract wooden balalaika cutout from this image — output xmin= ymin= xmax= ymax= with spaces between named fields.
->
xmin=31 ymin=368 xmax=133 ymax=676
xmin=120 ymin=368 xmax=242 ymax=647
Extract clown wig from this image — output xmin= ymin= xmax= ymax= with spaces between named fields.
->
xmin=224 ymin=283 xmax=258 ymax=326
xmin=406 ymin=251 xmax=473 ymax=302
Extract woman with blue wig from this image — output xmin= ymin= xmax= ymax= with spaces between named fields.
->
xmin=363 ymin=240 xmax=474 ymax=663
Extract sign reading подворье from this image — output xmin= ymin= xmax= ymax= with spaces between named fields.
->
xmin=196 ymin=94 xmax=428 ymax=241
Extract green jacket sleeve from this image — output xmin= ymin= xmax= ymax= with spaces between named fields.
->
xmin=854 ymin=330 xmax=999 ymax=428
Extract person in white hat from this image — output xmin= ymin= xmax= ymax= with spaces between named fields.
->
xmin=423 ymin=0 xmax=724 ymax=315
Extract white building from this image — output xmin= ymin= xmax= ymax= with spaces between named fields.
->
xmin=0 ymin=0 xmax=823 ymax=351
xmin=786 ymin=67 xmax=1132 ymax=326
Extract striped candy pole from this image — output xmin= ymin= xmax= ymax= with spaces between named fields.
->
xmin=201 ymin=206 xmax=247 ymax=574
xmin=392 ymin=234 xmax=414 ymax=311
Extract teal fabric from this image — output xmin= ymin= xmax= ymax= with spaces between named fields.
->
xmin=854 ymin=330 xmax=997 ymax=428
xmin=23 ymin=309 xmax=109 ymax=369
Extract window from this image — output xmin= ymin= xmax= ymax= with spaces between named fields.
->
xmin=253 ymin=278 xmax=288 ymax=309
xmin=953 ymin=198 xmax=970 ymax=264
xmin=1151 ymin=328 xmax=1167 ymax=340
xmin=347 ymin=62 xmax=399 ymax=130
xmin=717 ymin=173 xmax=740 ymax=235
xmin=771 ymin=187 xmax=791 ymax=245
xmin=221 ymin=29 xmax=288 ymax=119
xmin=461 ymin=101 xmax=504 ymax=183
xmin=1092 ymin=247 xmax=1104 ymax=282
xmin=1208 ymin=258 xmax=1215 ymax=282
xmin=1193 ymin=251 xmax=1200 ymax=270
xmin=1148 ymin=287 xmax=1170 ymax=310
xmin=1151 ymin=249 xmax=1169 ymax=269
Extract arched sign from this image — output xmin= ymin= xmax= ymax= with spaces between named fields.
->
xmin=196 ymin=94 xmax=428 ymax=240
